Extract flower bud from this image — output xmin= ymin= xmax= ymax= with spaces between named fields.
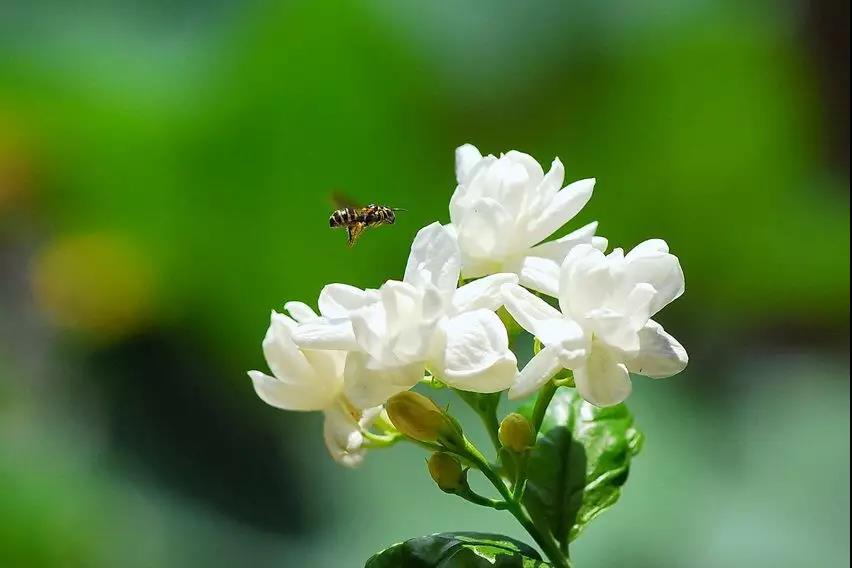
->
xmin=427 ymin=452 xmax=464 ymax=493
xmin=498 ymin=413 xmax=534 ymax=452
xmin=386 ymin=391 xmax=461 ymax=444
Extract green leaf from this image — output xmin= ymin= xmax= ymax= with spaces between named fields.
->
xmin=519 ymin=388 xmax=643 ymax=547
xmin=365 ymin=532 xmax=549 ymax=567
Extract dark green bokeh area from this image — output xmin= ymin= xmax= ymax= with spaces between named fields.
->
xmin=1 ymin=2 xmax=848 ymax=567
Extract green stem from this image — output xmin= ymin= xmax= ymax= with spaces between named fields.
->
xmin=512 ymin=379 xmax=569 ymax=501
xmin=454 ymin=389 xmax=501 ymax=453
xmin=480 ymin=410 xmax=501 ymax=453
xmin=530 ymin=380 xmax=559 ymax=436
xmin=419 ymin=374 xmax=446 ymax=389
xmin=511 ymin=380 xmax=562 ymax=503
xmin=464 ymin=440 xmax=571 ymax=568
xmin=455 ymin=486 xmax=508 ymax=511
xmin=511 ymin=452 xmax=529 ymax=500
xmin=362 ymin=431 xmax=402 ymax=448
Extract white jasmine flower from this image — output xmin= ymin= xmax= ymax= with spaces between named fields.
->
xmin=294 ymin=222 xmax=519 ymax=409
xmin=450 ymin=144 xmax=607 ymax=294
xmin=502 ymin=240 xmax=688 ymax=406
xmin=247 ymin=306 xmax=381 ymax=467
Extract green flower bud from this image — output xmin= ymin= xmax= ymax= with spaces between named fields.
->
xmin=498 ymin=413 xmax=535 ymax=452
xmin=427 ymin=452 xmax=464 ymax=493
xmin=386 ymin=391 xmax=461 ymax=445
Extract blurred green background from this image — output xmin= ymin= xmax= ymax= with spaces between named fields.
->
xmin=1 ymin=1 xmax=849 ymax=566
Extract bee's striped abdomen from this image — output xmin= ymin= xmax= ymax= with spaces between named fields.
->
xmin=329 ymin=207 xmax=357 ymax=227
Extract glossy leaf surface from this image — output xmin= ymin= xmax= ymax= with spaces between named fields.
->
xmin=520 ymin=388 xmax=643 ymax=546
xmin=365 ymin=532 xmax=548 ymax=567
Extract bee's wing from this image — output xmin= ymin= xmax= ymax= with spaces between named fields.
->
xmin=331 ymin=191 xmax=360 ymax=209
xmin=347 ymin=222 xmax=366 ymax=247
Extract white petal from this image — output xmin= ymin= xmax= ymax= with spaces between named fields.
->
xmin=525 ymin=178 xmax=595 ymax=246
xmin=581 ymin=283 xmax=655 ymax=354
xmin=323 ymin=404 xmax=366 ymax=468
xmin=404 ymin=222 xmax=461 ymax=296
xmin=464 ymin=154 xmax=499 ymax=190
xmin=358 ymin=405 xmax=384 ymax=430
xmin=441 ymin=356 xmax=518 ymax=393
xmin=557 ymin=345 xmax=588 ymax=368
xmin=420 ymin=284 xmax=446 ymax=323
xmin=608 ymin=247 xmax=625 ymax=262
xmin=284 ymin=301 xmax=319 ymax=323
xmin=501 ymin=283 xmax=563 ymax=337
xmin=248 ymin=370 xmax=337 ymax=412
xmin=435 ymin=310 xmax=517 ymax=392
xmin=535 ymin=317 xmax=586 ymax=351
xmin=455 ymin=143 xmax=483 ymax=184
xmin=505 ymin=150 xmax=545 ymax=183
xmin=342 ymin=351 xmax=424 ymax=409
xmin=527 ymin=221 xmax=600 ymax=262
xmin=349 ymin=302 xmax=389 ymax=362
xmin=508 ymin=345 xmax=562 ymax=400
xmin=628 ymin=239 xmax=669 ymax=255
xmin=560 ymin=244 xmax=610 ymax=318
xmin=453 ymin=273 xmax=518 ymax=313
xmin=390 ymin=320 xmax=439 ymax=364
xmin=515 ymin=156 xmax=563 ymax=236
xmin=560 ymin=240 xmax=602 ymax=267
xmin=459 ymin=255 xmax=504 ymax=280
xmin=481 ymin=157 xmax=533 ymax=216
xmin=627 ymin=320 xmax=688 ymax=378
xmin=262 ymin=311 xmax=311 ymax=379
xmin=376 ymin=280 xmax=439 ymax=363
xmin=515 ymin=256 xmax=560 ymax=297
xmin=257 ymin=312 xmax=344 ymax=405
xmin=585 ymin=309 xmax=636 ymax=353
xmin=292 ymin=319 xmax=359 ymax=351
xmin=301 ymin=348 xmax=346 ymax=392
xmin=537 ymin=157 xmax=565 ymax=204
xmin=450 ymin=155 xmax=500 ymax=227
xmin=623 ymin=240 xmax=684 ymax=314
xmin=454 ymin=197 xmax=513 ymax=261
xmin=573 ymin=344 xmax=632 ymax=407
xmin=380 ymin=281 xmax=421 ymax=334
xmin=318 ymin=284 xmax=378 ymax=319
xmin=624 ymin=282 xmax=657 ymax=332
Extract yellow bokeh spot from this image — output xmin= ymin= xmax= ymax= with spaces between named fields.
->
xmin=31 ymin=233 xmax=157 ymax=339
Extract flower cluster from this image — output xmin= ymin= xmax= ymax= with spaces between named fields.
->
xmin=248 ymin=144 xmax=687 ymax=466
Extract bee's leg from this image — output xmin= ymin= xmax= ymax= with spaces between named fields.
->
xmin=347 ymin=223 xmax=365 ymax=247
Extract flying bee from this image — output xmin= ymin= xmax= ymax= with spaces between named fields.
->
xmin=329 ymin=202 xmax=405 ymax=247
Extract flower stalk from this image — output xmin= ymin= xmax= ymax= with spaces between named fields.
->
xmin=530 ymin=379 xmax=560 ymax=436
xmin=453 ymin=389 xmax=502 ymax=452
xmin=462 ymin=438 xmax=572 ymax=568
